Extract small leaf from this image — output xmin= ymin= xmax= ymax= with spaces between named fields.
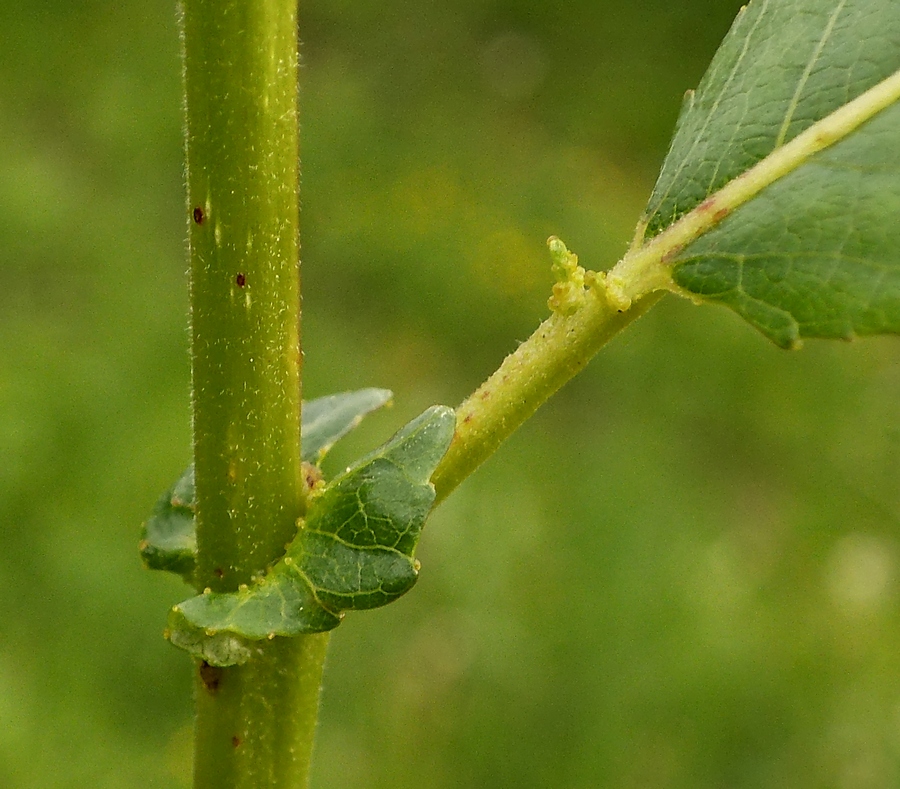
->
xmin=142 ymin=388 xmax=394 ymax=581
xmin=642 ymin=0 xmax=900 ymax=347
xmin=167 ymin=405 xmax=456 ymax=666
xmin=140 ymin=466 xmax=196 ymax=579
xmin=301 ymin=387 xmax=393 ymax=463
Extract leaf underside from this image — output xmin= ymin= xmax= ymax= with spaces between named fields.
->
xmin=301 ymin=387 xmax=393 ymax=463
xmin=140 ymin=466 xmax=197 ymax=577
xmin=140 ymin=388 xmax=393 ymax=579
xmin=167 ymin=405 xmax=456 ymax=666
xmin=644 ymin=0 xmax=900 ymax=347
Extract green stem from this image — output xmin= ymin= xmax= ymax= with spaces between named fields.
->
xmin=432 ymin=277 xmax=664 ymax=504
xmin=193 ymin=634 xmax=330 ymax=789
xmin=183 ymin=0 xmax=324 ymax=786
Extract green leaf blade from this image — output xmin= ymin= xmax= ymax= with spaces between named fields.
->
xmin=673 ymin=101 xmax=900 ymax=346
xmin=167 ymin=559 xmax=343 ymax=666
xmin=140 ymin=466 xmax=197 ymax=579
xmin=638 ymin=0 xmax=900 ymax=346
xmin=299 ymin=533 xmax=417 ymax=611
xmin=296 ymin=404 xmax=456 ymax=608
xmin=170 ymin=563 xmax=340 ymax=635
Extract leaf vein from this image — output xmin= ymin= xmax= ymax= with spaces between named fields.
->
xmin=775 ymin=0 xmax=849 ymax=148
xmin=652 ymin=0 xmax=773 ymax=222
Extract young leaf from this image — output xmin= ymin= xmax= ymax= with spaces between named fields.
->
xmin=140 ymin=388 xmax=393 ymax=580
xmin=167 ymin=405 xmax=456 ymax=666
xmin=140 ymin=465 xmax=196 ymax=578
xmin=301 ymin=387 xmax=392 ymax=463
xmin=639 ymin=0 xmax=900 ymax=347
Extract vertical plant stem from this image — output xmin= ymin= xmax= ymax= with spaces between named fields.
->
xmin=183 ymin=0 xmax=326 ymax=786
xmin=193 ymin=635 xmax=329 ymax=789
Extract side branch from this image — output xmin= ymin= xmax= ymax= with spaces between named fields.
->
xmin=431 ymin=258 xmax=663 ymax=504
xmin=432 ymin=68 xmax=900 ymax=503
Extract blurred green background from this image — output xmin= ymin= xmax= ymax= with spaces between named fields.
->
xmin=3 ymin=0 xmax=900 ymax=786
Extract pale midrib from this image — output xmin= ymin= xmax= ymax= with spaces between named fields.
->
xmin=609 ymin=66 xmax=900 ymax=302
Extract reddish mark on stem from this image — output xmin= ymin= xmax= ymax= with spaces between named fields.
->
xmin=235 ymin=273 xmax=246 ymax=288
xmin=697 ymin=198 xmax=730 ymax=223
xmin=192 ymin=207 xmax=205 ymax=224
xmin=231 ymin=736 xmax=242 ymax=748
xmin=199 ymin=661 xmax=223 ymax=693
xmin=302 ymin=461 xmax=323 ymax=492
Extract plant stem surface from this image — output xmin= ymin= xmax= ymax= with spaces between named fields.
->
xmin=184 ymin=0 xmax=324 ymax=786
xmin=432 ymin=287 xmax=662 ymax=503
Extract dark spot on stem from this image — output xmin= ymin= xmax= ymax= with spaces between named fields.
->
xmin=214 ymin=567 xmax=225 ymax=579
xmin=302 ymin=461 xmax=323 ymax=492
xmin=232 ymin=736 xmax=242 ymax=748
xmin=235 ymin=273 xmax=246 ymax=288
xmin=192 ymin=207 xmax=204 ymax=224
xmin=199 ymin=661 xmax=223 ymax=693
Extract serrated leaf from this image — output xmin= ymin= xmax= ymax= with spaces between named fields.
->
xmin=642 ymin=0 xmax=900 ymax=347
xmin=140 ymin=466 xmax=196 ymax=579
xmin=141 ymin=388 xmax=393 ymax=581
xmin=301 ymin=387 xmax=392 ymax=463
xmin=167 ymin=405 xmax=456 ymax=666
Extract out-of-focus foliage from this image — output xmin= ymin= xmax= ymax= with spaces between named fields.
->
xmin=2 ymin=0 xmax=899 ymax=787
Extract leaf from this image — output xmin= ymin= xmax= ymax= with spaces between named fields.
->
xmin=139 ymin=466 xmax=196 ymax=578
xmin=167 ymin=405 xmax=456 ymax=666
xmin=642 ymin=0 xmax=900 ymax=348
xmin=301 ymin=387 xmax=392 ymax=463
xmin=141 ymin=388 xmax=393 ymax=580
